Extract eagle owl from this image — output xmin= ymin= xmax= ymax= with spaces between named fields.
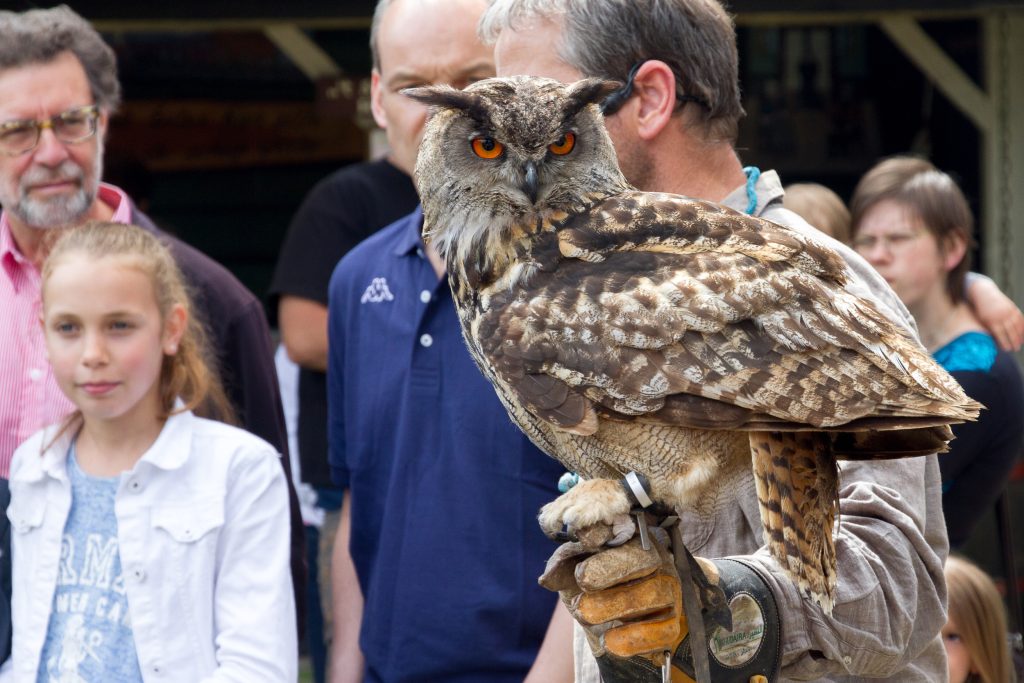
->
xmin=406 ymin=76 xmax=979 ymax=610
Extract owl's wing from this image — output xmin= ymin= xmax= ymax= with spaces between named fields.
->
xmin=476 ymin=191 xmax=978 ymax=437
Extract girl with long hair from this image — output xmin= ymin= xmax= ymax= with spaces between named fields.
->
xmin=7 ymin=222 xmax=295 ymax=681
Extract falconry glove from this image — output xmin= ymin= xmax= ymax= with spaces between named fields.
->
xmin=539 ymin=523 xmax=781 ymax=683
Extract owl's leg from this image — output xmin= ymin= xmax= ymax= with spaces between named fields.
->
xmin=749 ymin=431 xmax=839 ymax=613
xmin=538 ymin=478 xmax=632 ymax=539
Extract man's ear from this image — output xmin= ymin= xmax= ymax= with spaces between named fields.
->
xmin=98 ymin=108 xmax=110 ymax=142
xmin=370 ymin=68 xmax=388 ymax=130
xmin=628 ymin=60 xmax=677 ymax=142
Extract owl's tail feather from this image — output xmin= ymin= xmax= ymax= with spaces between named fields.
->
xmin=750 ymin=431 xmax=838 ymax=613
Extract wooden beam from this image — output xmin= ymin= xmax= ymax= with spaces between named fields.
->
xmin=736 ymin=9 xmax=978 ymax=26
xmin=982 ymin=10 xmax=1024 ymax=303
xmin=264 ymin=24 xmax=341 ymax=80
xmin=879 ymin=15 xmax=994 ymax=132
xmin=93 ymin=17 xmax=370 ymax=32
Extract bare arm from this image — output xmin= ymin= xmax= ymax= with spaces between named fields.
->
xmin=328 ymin=491 xmax=365 ymax=683
xmin=279 ymin=295 xmax=329 ymax=371
xmin=966 ymin=272 xmax=1024 ymax=351
xmin=523 ymin=601 xmax=575 ymax=683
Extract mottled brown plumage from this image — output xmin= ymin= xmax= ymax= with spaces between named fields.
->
xmin=406 ymin=76 xmax=980 ymax=610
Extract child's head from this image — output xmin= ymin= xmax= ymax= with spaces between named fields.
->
xmin=943 ymin=554 xmax=1016 ymax=683
xmin=849 ymin=156 xmax=974 ymax=307
xmin=41 ymin=221 xmax=234 ymax=426
xmin=782 ymin=183 xmax=851 ymax=244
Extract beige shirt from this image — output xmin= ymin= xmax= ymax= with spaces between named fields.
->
xmin=575 ymin=170 xmax=948 ymax=682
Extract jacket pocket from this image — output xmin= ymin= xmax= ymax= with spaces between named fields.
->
xmin=151 ymin=499 xmax=224 ymax=543
xmin=6 ymin=495 xmax=45 ymax=535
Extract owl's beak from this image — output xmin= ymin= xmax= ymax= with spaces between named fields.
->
xmin=521 ymin=161 xmax=539 ymax=204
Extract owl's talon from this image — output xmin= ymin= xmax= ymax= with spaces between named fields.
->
xmin=539 ymin=478 xmax=633 ymax=541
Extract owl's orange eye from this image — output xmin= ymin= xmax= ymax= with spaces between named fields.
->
xmin=471 ymin=136 xmax=504 ymax=159
xmin=548 ymin=132 xmax=576 ymax=156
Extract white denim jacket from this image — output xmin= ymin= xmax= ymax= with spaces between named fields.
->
xmin=7 ymin=409 xmax=297 ymax=683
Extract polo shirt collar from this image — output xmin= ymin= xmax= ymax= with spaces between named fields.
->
xmin=392 ymin=205 xmax=425 ymax=257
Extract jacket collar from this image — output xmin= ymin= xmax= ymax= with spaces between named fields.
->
xmin=14 ymin=406 xmax=196 ymax=484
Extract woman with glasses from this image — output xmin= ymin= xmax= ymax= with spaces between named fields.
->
xmin=850 ymin=156 xmax=1024 ymax=549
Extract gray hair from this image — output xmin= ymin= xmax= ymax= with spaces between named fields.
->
xmin=480 ymin=0 xmax=744 ymax=141
xmin=0 ymin=5 xmax=121 ymax=112
xmin=370 ymin=0 xmax=400 ymax=71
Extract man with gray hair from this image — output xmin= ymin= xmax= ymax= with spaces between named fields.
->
xmin=482 ymin=1 xmax=951 ymax=680
xmin=0 ymin=3 xmax=305 ymax=651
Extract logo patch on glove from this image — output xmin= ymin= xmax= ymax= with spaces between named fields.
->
xmin=708 ymin=592 xmax=765 ymax=669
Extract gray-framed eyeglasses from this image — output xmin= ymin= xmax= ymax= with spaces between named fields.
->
xmin=0 ymin=105 xmax=100 ymax=156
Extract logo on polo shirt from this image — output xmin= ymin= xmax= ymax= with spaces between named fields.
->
xmin=361 ymin=277 xmax=394 ymax=304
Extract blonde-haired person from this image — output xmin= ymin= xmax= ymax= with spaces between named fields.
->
xmin=783 ymin=182 xmax=852 ymax=243
xmin=944 ymin=555 xmax=1017 ymax=683
xmin=7 ymin=222 xmax=296 ymax=681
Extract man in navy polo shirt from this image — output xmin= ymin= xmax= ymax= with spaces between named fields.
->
xmin=324 ymin=1 xmax=573 ymax=681
xmin=328 ymin=207 xmax=570 ymax=682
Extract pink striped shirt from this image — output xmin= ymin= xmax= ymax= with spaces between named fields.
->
xmin=0 ymin=183 xmax=133 ymax=476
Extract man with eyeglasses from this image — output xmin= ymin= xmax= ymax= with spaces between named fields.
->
xmin=482 ymin=1 xmax=952 ymax=681
xmin=0 ymin=5 xmax=307 ymax=660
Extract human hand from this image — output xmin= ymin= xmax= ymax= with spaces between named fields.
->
xmin=539 ymin=523 xmax=695 ymax=661
xmin=968 ymin=275 xmax=1024 ymax=351
xmin=538 ymin=521 xmax=780 ymax=683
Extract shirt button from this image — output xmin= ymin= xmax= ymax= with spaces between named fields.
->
xmin=416 ymin=247 xmax=425 ymax=258
xmin=129 ymin=479 xmax=142 ymax=492
xmin=419 ymin=334 xmax=433 ymax=348
xmin=152 ymin=663 xmax=162 ymax=674
xmin=28 ymin=368 xmax=42 ymax=381
xmin=132 ymin=568 xmax=146 ymax=582
xmin=419 ymin=290 xmax=431 ymax=303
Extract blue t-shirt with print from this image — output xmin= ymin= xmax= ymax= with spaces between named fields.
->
xmin=37 ymin=445 xmax=142 ymax=682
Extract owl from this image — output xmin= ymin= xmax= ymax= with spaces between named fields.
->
xmin=405 ymin=76 xmax=979 ymax=611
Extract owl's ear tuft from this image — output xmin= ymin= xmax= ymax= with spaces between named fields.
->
xmin=403 ymin=85 xmax=489 ymax=124
xmin=562 ymin=78 xmax=622 ymax=119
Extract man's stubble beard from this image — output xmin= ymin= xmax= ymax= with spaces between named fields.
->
xmin=617 ymin=143 xmax=654 ymax=193
xmin=9 ymin=142 xmax=104 ymax=231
